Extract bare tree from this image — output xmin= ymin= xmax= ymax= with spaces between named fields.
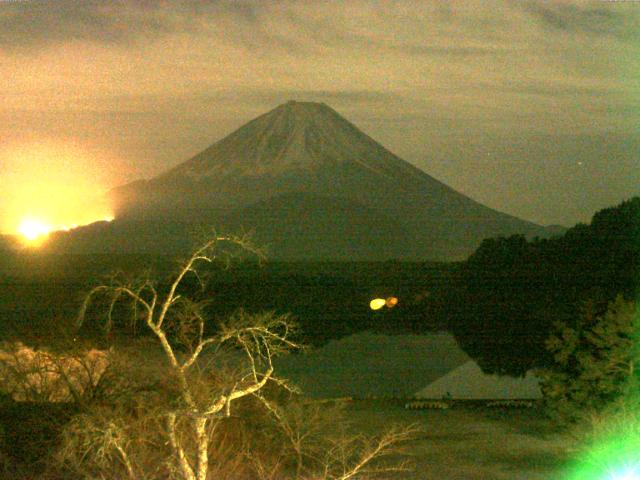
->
xmin=71 ymin=236 xmax=418 ymax=480
xmin=77 ymin=236 xmax=301 ymax=480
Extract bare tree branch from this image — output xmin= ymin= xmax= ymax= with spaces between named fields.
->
xmin=66 ymin=235 xmax=415 ymax=480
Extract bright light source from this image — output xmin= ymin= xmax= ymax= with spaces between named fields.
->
xmin=18 ymin=218 xmax=51 ymax=242
xmin=370 ymin=298 xmax=386 ymax=310
xmin=0 ymin=140 xmax=115 ymax=236
xmin=610 ymin=465 xmax=640 ymax=479
xmin=386 ymin=297 xmax=399 ymax=308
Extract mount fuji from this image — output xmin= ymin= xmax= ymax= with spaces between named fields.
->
xmin=51 ymin=101 xmax=555 ymax=260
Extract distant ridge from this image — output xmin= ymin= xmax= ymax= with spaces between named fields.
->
xmin=54 ymin=101 xmax=556 ymax=260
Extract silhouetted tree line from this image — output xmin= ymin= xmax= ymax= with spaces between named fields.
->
xmin=444 ymin=197 xmax=640 ymax=376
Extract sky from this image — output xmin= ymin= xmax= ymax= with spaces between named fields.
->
xmin=0 ymin=0 xmax=638 ymax=234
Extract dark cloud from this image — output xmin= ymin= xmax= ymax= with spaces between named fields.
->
xmin=488 ymin=81 xmax=626 ymax=97
xmin=0 ymin=0 xmax=168 ymax=50
xmin=523 ymin=1 xmax=640 ymax=41
xmin=273 ymin=4 xmax=515 ymax=59
xmin=0 ymin=0 xmax=272 ymax=51
xmin=2 ymin=0 xmax=639 ymax=54
xmin=0 ymin=0 xmax=519 ymax=57
xmin=401 ymin=44 xmax=510 ymax=56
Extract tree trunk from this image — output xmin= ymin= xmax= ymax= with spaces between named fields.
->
xmin=167 ymin=413 xmax=196 ymax=480
xmin=195 ymin=416 xmax=209 ymax=480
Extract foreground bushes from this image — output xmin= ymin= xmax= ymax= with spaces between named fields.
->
xmin=0 ymin=354 xmax=416 ymax=479
xmin=538 ymin=296 xmax=638 ymax=425
xmin=1 ymin=237 xmax=417 ymax=479
xmin=534 ymin=294 xmax=640 ymax=477
xmin=0 ymin=341 xmax=109 ymax=402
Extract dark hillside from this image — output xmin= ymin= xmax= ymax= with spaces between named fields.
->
xmin=443 ymin=197 xmax=640 ymax=376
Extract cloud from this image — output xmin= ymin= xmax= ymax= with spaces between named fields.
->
xmin=0 ymin=1 xmax=158 ymax=50
xmin=0 ymin=0 xmax=270 ymax=51
xmin=522 ymin=1 xmax=640 ymax=41
xmin=2 ymin=1 xmax=637 ymax=112
xmin=0 ymin=0 xmax=638 ymax=227
xmin=1 ymin=0 xmax=637 ymax=53
xmin=485 ymin=81 xmax=626 ymax=98
xmin=0 ymin=1 xmax=567 ymax=55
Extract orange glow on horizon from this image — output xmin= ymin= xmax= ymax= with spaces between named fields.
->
xmin=18 ymin=218 xmax=51 ymax=244
xmin=0 ymin=140 xmax=115 ymax=238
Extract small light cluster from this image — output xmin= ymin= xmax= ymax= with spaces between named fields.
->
xmin=369 ymin=296 xmax=399 ymax=311
xmin=405 ymin=400 xmax=450 ymax=410
xmin=486 ymin=400 xmax=535 ymax=409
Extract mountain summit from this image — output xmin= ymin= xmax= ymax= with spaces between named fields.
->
xmin=164 ymin=100 xmax=380 ymax=178
xmin=68 ymin=101 xmax=554 ymax=260
xmin=112 ymin=100 xmax=451 ymax=218
xmin=158 ymin=101 xmax=432 ymax=181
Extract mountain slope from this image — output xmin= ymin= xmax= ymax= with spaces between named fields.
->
xmin=219 ymin=192 xmax=415 ymax=261
xmin=88 ymin=101 xmax=552 ymax=259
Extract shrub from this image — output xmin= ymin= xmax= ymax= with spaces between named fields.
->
xmin=0 ymin=341 xmax=110 ymax=403
xmin=538 ymin=295 xmax=639 ymax=424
